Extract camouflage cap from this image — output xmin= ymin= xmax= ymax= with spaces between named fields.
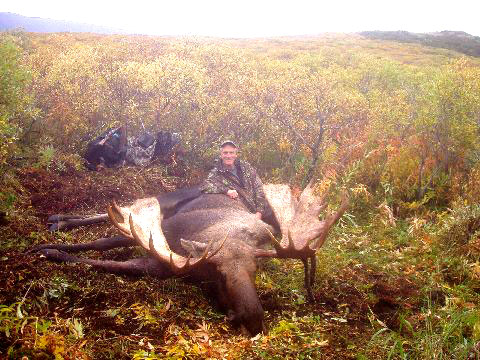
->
xmin=220 ymin=140 xmax=237 ymax=148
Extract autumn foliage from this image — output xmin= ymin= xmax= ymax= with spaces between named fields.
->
xmin=2 ymin=32 xmax=478 ymax=210
xmin=2 ymin=30 xmax=480 ymax=359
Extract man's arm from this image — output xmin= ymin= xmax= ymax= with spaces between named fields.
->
xmin=201 ymin=169 xmax=231 ymax=195
xmin=253 ymin=174 xmax=267 ymax=215
xmin=245 ymin=163 xmax=266 ymax=216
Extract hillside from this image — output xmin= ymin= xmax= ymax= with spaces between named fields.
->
xmin=2 ymin=12 xmax=480 ymax=60
xmin=360 ymin=30 xmax=480 ymax=57
xmin=0 ymin=12 xmax=127 ymax=34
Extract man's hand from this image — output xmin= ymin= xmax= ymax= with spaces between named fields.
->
xmin=255 ymin=212 xmax=262 ymax=220
xmin=226 ymin=189 xmax=238 ymax=199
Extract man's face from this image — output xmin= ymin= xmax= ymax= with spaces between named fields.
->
xmin=220 ymin=145 xmax=238 ymax=169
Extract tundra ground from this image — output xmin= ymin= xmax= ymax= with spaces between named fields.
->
xmin=1 ymin=163 xmax=478 ymax=359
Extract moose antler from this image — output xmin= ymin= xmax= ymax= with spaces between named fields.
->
xmin=261 ymin=227 xmax=318 ymax=301
xmin=107 ymin=200 xmax=133 ymax=239
xmin=128 ymin=214 xmax=226 ymax=274
xmin=262 ymin=184 xmax=349 ymax=301
xmin=266 ymin=228 xmax=316 ymax=259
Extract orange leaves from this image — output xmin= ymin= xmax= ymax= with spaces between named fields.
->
xmin=278 ymin=137 xmax=292 ymax=152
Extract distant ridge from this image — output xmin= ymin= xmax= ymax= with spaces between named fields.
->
xmin=0 ymin=12 xmax=128 ymax=35
xmin=2 ymin=11 xmax=480 ymax=58
xmin=360 ymin=30 xmax=480 ymax=57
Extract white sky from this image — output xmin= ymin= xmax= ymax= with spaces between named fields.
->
xmin=1 ymin=0 xmax=479 ymax=38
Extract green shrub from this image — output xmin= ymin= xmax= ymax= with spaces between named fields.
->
xmin=0 ymin=35 xmax=38 ymax=164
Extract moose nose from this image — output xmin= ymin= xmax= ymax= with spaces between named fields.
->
xmin=228 ymin=306 xmax=264 ymax=336
xmin=227 ymin=269 xmax=265 ymax=335
xmin=242 ymin=309 xmax=264 ymax=336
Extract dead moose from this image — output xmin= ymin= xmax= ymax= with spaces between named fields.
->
xmin=31 ymin=182 xmax=348 ymax=335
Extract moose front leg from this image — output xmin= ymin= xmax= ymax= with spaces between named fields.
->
xmin=47 ymin=213 xmax=109 ymax=231
xmin=29 ymin=235 xmax=135 ymax=253
xmin=301 ymin=255 xmax=317 ymax=302
xmin=36 ymin=249 xmax=173 ymax=278
xmin=309 ymin=255 xmax=316 ymax=291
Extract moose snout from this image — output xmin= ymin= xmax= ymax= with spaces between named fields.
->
xmin=227 ymin=295 xmax=264 ymax=336
xmin=224 ymin=266 xmax=265 ymax=336
xmin=236 ymin=305 xmax=264 ymax=336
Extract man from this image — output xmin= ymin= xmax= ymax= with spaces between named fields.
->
xmin=201 ymin=141 xmax=266 ymax=220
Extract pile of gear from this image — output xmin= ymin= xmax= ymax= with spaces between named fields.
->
xmin=84 ymin=127 xmax=180 ymax=170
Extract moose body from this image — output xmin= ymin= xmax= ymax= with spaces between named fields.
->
xmin=34 ymin=183 xmax=348 ymax=335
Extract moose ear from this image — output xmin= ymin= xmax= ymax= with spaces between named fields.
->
xmin=180 ymin=238 xmax=208 ymax=257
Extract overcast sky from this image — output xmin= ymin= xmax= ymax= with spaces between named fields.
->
xmin=1 ymin=0 xmax=479 ymax=38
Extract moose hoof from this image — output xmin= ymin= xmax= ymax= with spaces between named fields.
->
xmin=48 ymin=221 xmax=68 ymax=232
xmin=47 ymin=214 xmax=84 ymax=222
xmin=36 ymin=249 xmax=77 ymax=263
xmin=47 ymin=214 xmax=63 ymax=222
xmin=26 ymin=244 xmax=56 ymax=254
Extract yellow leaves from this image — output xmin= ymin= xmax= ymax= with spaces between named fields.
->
xmin=161 ymin=321 xmax=220 ymax=359
xmin=130 ymin=303 xmax=159 ymax=326
xmin=470 ymin=263 xmax=480 ymax=280
xmin=140 ymin=53 xmax=207 ymax=97
xmin=474 ymin=318 xmax=480 ymax=341
xmin=278 ymin=137 xmax=292 ymax=152
xmin=402 ymin=265 xmax=418 ymax=276
xmin=36 ymin=333 xmax=66 ymax=360
xmin=352 ymin=183 xmax=372 ymax=200
xmin=316 ymin=176 xmax=333 ymax=195
xmin=66 ymin=318 xmax=84 ymax=339
xmin=257 ymin=271 xmax=276 ymax=291
xmin=271 ymin=319 xmax=299 ymax=335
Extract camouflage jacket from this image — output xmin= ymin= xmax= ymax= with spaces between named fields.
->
xmin=201 ymin=159 xmax=266 ymax=214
